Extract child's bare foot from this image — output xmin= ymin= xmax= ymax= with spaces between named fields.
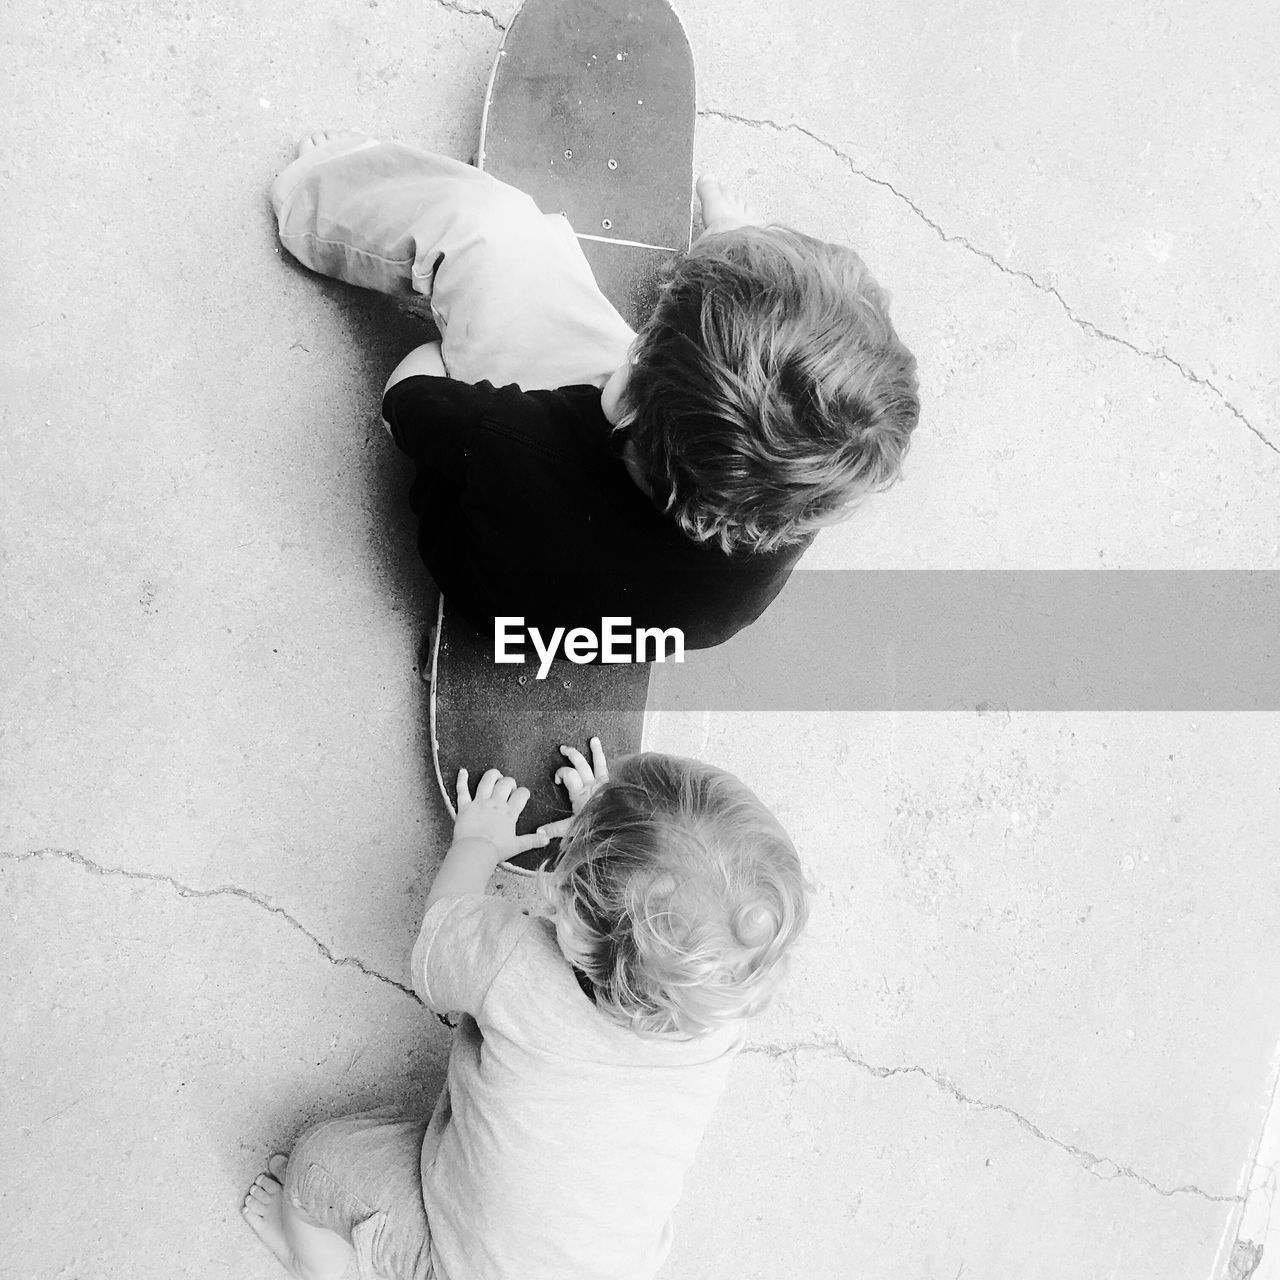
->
xmin=243 ymin=1155 xmax=298 ymax=1273
xmin=297 ymin=128 xmax=373 ymax=160
xmin=243 ymin=1152 xmax=356 ymax=1279
xmin=696 ymin=175 xmax=758 ymax=235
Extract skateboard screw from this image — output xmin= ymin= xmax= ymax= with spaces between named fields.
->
xmin=601 ymin=218 xmax=612 ymax=229
xmin=564 ymin=149 xmax=573 ymax=159
xmin=607 ymin=158 xmax=617 ymax=170
xmin=562 ymin=680 xmax=572 ymax=689
xmin=517 ymin=675 xmax=527 ymax=685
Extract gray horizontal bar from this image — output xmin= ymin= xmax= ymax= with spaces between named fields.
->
xmin=654 ymin=571 xmax=1280 ymax=712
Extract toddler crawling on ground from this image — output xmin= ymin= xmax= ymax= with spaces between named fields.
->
xmin=243 ymin=739 xmax=809 ymax=1279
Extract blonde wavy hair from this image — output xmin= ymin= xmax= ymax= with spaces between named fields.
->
xmin=538 ymin=753 xmax=809 ymax=1037
xmin=621 ymin=225 xmax=920 ymax=554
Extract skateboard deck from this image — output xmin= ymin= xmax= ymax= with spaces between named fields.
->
xmin=480 ymin=0 xmax=696 ymax=330
xmin=429 ymin=0 xmax=695 ymax=872
xmin=428 ymin=600 xmax=656 ymax=872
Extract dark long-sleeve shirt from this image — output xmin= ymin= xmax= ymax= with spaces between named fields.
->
xmin=382 ymin=375 xmax=809 ymax=650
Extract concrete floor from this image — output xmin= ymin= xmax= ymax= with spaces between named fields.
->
xmin=3 ymin=0 xmax=1279 ymax=1277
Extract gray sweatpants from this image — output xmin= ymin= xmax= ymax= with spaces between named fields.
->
xmin=270 ymin=133 xmax=635 ymax=390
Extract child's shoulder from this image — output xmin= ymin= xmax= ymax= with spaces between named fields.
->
xmin=433 ymin=894 xmax=564 ymax=974
xmin=488 ymin=909 xmax=745 ymax=1065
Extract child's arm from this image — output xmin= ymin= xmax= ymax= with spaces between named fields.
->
xmin=424 ymin=767 xmax=549 ymax=910
xmin=384 ymin=340 xmax=448 ymax=398
xmin=413 ymin=769 xmax=549 ymax=1012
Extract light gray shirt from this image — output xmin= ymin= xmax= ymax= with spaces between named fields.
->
xmin=412 ymin=893 xmax=743 ymax=1280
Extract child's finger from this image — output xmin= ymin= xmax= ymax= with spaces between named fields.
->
xmin=536 ymin=816 xmax=573 ymax=841
xmin=511 ymin=785 xmax=531 ymax=814
xmin=492 ymin=775 xmax=517 ymax=802
xmin=558 ymin=744 xmax=593 ymax=780
xmin=588 ymin=736 xmax=608 ymax=777
xmin=454 ymin=768 xmax=472 ymax=808
xmin=474 ymin=767 xmax=503 ymax=800
xmin=514 ymin=829 xmax=551 ymax=854
xmin=555 ymin=766 xmax=585 ymax=795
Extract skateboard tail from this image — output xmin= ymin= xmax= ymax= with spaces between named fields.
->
xmin=429 ymin=601 xmax=656 ymax=877
xmin=429 ymin=595 xmax=549 ymax=878
xmin=478 ymin=0 xmax=695 ymax=253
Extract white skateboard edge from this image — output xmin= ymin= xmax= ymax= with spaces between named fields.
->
xmin=427 ymin=595 xmax=533 ymax=879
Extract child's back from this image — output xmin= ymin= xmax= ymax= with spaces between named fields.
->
xmin=381 ymin=221 xmax=919 ymax=649
xmin=274 ymin=134 xmax=919 ymax=648
xmin=415 ymin=893 xmax=740 ymax=1277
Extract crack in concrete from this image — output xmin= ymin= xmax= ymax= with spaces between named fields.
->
xmin=745 ymin=1037 xmax=1242 ymax=1204
xmin=3 ymin=847 xmax=429 ymax=1009
xmin=433 ymin=0 xmax=505 ymax=32
xmin=3 ymin=847 xmax=1249 ymax=1203
xmin=701 ymin=107 xmax=1278 ymax=457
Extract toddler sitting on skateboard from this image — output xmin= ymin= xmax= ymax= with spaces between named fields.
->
xmin=271 ymin=131 xmax=919 ymax=648
xmin=242 ymin=739 xmax=809 ymax=1279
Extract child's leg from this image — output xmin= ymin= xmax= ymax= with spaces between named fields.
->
xmin=244 ymin=1110 xmax=434 ymax=1280
xmin=271 ymin=132 xmax=635 ymax=391
xmin=243 ymin=1154 xmax=355 ymax=1280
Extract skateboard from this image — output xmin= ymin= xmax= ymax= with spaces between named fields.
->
xmin=479 ymin=0 xmax=696 ymax=329
xmin=428 ymin=0 xmax=696 ymax=872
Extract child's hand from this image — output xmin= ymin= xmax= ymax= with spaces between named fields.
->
xmin=696 ymin=175 xmax=758 ymax=236
xmin=536 ymin=736 xmax=609 ymax=842
xmin=453 ymin=767 xmax=550 ymax=862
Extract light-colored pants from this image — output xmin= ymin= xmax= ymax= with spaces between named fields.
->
xmin=285 ymin=1108 xmax=433 ymax=1280
xmin=270 ymin=134 xmax=636 ymax=391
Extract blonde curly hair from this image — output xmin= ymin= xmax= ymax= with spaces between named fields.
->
xmin=538 ymin=753 xmax=809 ymax=1037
